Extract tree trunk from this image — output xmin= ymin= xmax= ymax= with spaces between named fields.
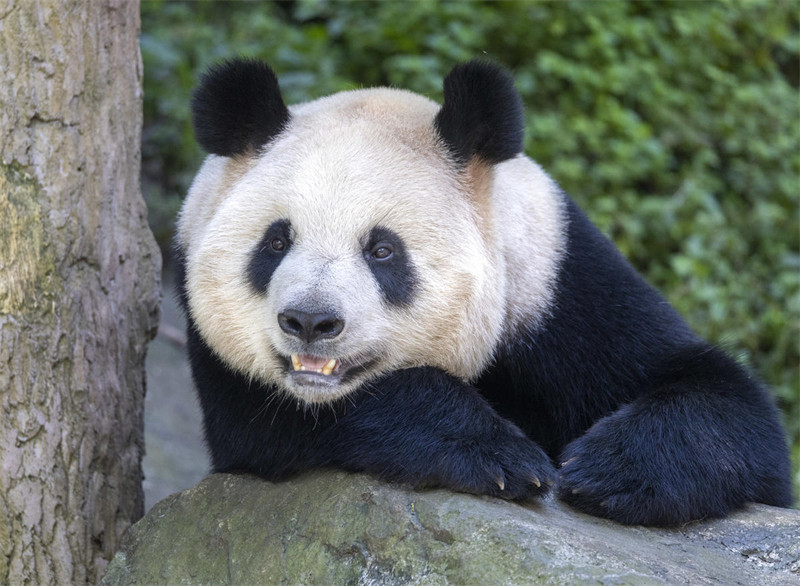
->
xmin=0 ymin=1 xmax=160 ymax=583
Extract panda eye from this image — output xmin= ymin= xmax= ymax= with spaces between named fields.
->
xmin=271 ymin=237 xmax=286 ymax=252
xmin=370 ymin=244 xmax=393 ymax=261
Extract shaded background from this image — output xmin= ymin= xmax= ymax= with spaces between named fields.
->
xmin=139 ymin=0 xmax=799 ymax=509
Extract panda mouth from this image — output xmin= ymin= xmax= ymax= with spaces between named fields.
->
xmin=290 ymin=354 xmax=340 ymax=376
xmin=282 ymin=353 xmax=378 ymax=387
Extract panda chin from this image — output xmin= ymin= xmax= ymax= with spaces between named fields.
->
xmin=288 ymin=370 xmax=342 ymax=390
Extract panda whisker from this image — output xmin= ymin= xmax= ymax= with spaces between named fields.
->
xmin=324 ymin=398 xmax=340 ymax=423
xmin=249 ymin=386 xmax=271 ymax=424
xmin=359 ymin=380 xmax=379 ymax=403
xmin=303 ymin=402 xmax=321 ymax=427
xmin=269 ymin=393 xmax=293 ymax=427
xmin=250 ymin=401 xmax=267 ymax=424
xmin=252 ymin=388 xmax=286 ymax=424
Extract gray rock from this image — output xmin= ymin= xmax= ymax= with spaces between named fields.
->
xmin=102 ymin=472 xmax=799 ymax=585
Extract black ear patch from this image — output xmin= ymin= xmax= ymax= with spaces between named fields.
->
xmin=434 ymin=60 xmax=524 ymax=166
xmin=191 ymin=58 xmax=290 ymax=157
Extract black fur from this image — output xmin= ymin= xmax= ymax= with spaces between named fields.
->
xmin=364 ymin=226 xmax=417 ymax=307
xmin=434 ymin=60 xmax=524 ymax=165
xmin=179 ymin=61 xmax=792 ymax=527
xmin=247 ymin=219 xmax=292 ymax=293
xmin=556 ymin=345 xmax=791 ymax=525
xmin=191 ymin=58 xmax=289 ymax=157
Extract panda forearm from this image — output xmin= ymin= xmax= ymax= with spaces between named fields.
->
xmin=200 ymin=364 xmax=555 ymax=500
xmin=310 ymin=367 xmax=555 ymax=500
xmin=557 ymin=343 xmax=793 ymax=525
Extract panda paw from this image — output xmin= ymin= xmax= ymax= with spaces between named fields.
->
xmin=556 ymin=414 xmax=736 ymax=526
xmin=557 ymin=440 xmax=655 ymax=525
xmin=438 ymin=420 xmax=556 ymax=501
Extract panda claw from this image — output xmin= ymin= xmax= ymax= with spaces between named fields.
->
xmin=561 ymin=457 xmax=578 ymax=468
xmin=530 ymin=475 xmax=541 ymax=488
xmin=495 ymin=476 xmax=505 ymax=491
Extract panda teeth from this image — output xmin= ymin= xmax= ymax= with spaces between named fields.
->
xmin=321 ymin=359 xmax=337 ymax=376
xmin=290 ymin=355 xmax=339 ymax=376
xmin=291 ymin=354 xmax=303 ymax=371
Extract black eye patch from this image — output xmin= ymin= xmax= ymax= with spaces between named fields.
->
xmin=364 ymin=226 xmax=417 ymax=307
xmin=248 ymin=219 xmax=292 ymax=293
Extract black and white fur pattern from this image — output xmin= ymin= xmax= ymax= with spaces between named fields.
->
xmin=175 ymin=58 xmax=792 ymax=526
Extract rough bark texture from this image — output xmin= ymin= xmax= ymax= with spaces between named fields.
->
xmin=102 ymin=472 xmax=800 ymax=585
xmin=0 ymin=0 xmax=160 ymax=583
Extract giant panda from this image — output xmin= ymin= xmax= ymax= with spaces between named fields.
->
xmin=174 ymin=57 xmax=792 ymax=526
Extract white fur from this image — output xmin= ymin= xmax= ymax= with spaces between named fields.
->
xmin=177 ymin=87 xmax=566 ymax=403
xmin=491 ymin=156 xmax=566 ymax=333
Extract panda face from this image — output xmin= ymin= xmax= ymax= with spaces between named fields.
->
xmin=181 ymin=89 xmax=507 ymax=403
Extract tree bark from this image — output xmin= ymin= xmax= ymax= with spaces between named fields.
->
xmin=0 ymin=0 xmax=160 ymax=583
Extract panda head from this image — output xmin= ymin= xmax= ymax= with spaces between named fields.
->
xmin=178 ymin=58 xmax=527 ymax=404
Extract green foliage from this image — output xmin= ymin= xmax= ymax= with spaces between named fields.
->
xmin=141 ymin=0 xmax=799 ymax=496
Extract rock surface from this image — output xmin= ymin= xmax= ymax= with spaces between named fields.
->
xmin=102 ymin=472 xmax=799 ymax=585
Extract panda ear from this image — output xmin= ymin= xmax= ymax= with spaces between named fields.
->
xmin=434 ymin=60 xmax=524 ymax=167
xmin=191 ymin=58 xmax=290 ymax=157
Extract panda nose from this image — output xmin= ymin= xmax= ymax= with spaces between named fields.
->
xmin=277 ymin=309 xmax=345 ymax=343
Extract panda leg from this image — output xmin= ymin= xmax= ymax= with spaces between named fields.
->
xmin=316 ymin=366 xmax=556 ymax=501
xmin=557 ymin=345 xmax=792 ymax=526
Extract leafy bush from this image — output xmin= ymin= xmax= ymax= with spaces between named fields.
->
xmin=141 ymin=0 xmax=799 ymax=497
